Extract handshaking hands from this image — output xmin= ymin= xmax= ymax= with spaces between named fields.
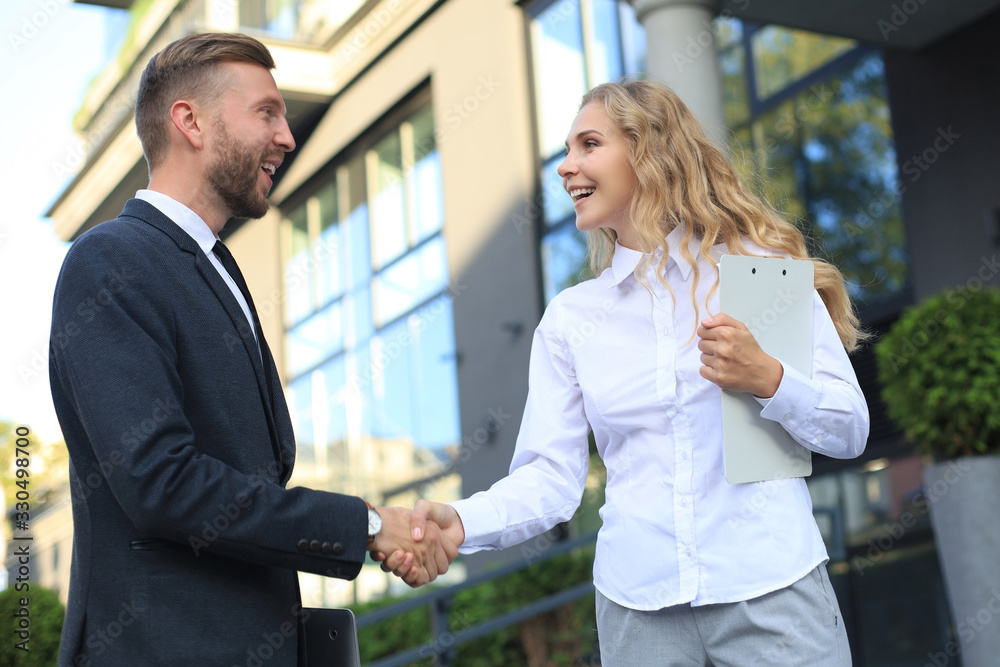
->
xmin=370 ymin=500 xmax=466 ymax=588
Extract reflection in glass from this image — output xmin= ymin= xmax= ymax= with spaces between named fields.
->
xmin=619 ymin=1 xmax=646 ymax=75
xmin=410 ymin=301 xmax=460 ymax=451
xmin=408 ymin=107 xmax=445 ymax=242
xmin=369 ymin=132 xmax=408 ymax=268
xmin=282 ymin=104 xmax=461 ymax=570
xmin=587 ymin=0 xmax=623 ymax=86
xmin=542 ymin=154 xmax=574 ymax=226
xmin=315 ymin=182 xmax=342 ymax=305
xmin=344 ymin=286 xmax=373 ymax=349
xmin=373 ymin=236 xmax=449 ymax=326
xmin=714 ymin=15 xmax=742 ymax=49
xmin=752 ymin=25 xmax=855 ymax=100
xmin=287 ymin=372 xmax=314 ymax=455
xmin=717 ymin=39 xmax=749 ymax=126
xmin=532 ymin=0 xmax=588 ymax=158
xmin=286 ymin=302 xmax=344 ymax=378
xmin=749 ymin=54 xmax=907 ymax=302
xmin=311 ymin=357 xmax=348 ymax=481
xmin=542 ymin=223 xmax=592 ymax=302
xmin=338 ymin=205 xmax=369 ymax=298
xmin=285 ymin=204 xmax=312 ymax=326
xmin=370 ymin=320 xmax=415 ymax=441
xmin=369 ymin=296 xmax=459 ymax=453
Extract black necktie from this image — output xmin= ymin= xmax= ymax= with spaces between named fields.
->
xmin=213 ymin=241 xmax=264 ymax=341
xmin=213 ymin=240 xmax=286 ymax=473
xmin=213 ymin=241 xmax=276 ymax=394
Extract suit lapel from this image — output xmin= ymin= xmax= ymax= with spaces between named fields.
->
xmin=122 ymin=199 xmax=292 ymax=478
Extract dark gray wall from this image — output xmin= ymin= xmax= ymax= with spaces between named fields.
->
xmin=452 ymin=199 xmax=544 ymax=572
xmin=884 ymin=8 xmax=1000 ymax=302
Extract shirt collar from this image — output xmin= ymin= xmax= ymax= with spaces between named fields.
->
xmin=607 ymin=226 xmax=700 ymax=288
xmin=135 ymin=189 xmax=218 ymax=254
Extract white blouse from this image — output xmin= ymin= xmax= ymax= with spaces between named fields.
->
xmin=451 ymin=226 xmax=869 ymax=610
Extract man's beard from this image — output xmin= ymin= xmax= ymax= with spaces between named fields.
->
xmin=207 ymin=119 xmax=272 ymax=220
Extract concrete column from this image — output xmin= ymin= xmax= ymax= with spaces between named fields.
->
xmin=629 ymin=0 xmax=727 ymax=148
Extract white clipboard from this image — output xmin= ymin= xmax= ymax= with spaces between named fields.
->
xmin=719 ymin=255 xmax=814 ymax=484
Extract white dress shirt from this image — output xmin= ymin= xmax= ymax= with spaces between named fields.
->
xmin=134 ymin=190 xmax=258 ymax=348
xmin=452 ymin=226 xmax=869 ymax=610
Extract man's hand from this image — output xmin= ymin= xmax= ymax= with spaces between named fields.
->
xmin=379 ymin=500 xmax=466 ymax=587
xmin=697 ymin=313 xmax=783 ymax=398
xmin=370 ymin=506 xmax=458 ymax=588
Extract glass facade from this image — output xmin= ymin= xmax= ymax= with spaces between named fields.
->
xmin=719 ymin=20 xmax=909 ymax=310
xmin=529 ymin=0 xmax=646 ymax=302
xmin=281 ymin=101 xmax=461 ymax=603
xmin=239 ymin=0 xmax=366 ymax=43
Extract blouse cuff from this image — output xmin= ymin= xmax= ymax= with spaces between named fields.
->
xmin=450 ymin=495 xmax=504 ymax=554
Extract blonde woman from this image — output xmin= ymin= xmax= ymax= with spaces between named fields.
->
xmin=388 ymin=80 xmax=868 ymax=666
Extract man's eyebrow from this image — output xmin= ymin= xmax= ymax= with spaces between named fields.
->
xmin=564 ymin=129 xmax=605 ymax=149
xmin=253 ymin=95 xmax=287 ymax=115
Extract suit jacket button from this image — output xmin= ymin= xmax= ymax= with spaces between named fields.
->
xmin=297 ymin=539 xmax=309 ymax=551
xmin=332 ymin=542 xmax=344 ymax=556
xmin=321 ymin=542 xmax=334 ymax=554
xmin=309 ymin=540 xmax=322 ymax=553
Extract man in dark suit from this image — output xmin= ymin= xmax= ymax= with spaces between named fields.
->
xmin=48 ymin=32 xmax=454 ymax=666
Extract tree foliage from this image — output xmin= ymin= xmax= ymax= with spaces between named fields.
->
xmin=0 ymin=586 xmax=65 ymax=666
xmin=354 ymin=545 xmax=598 ymax=666
xmin=874 ymin=287 xmax=1000 ymax=459
xmin=0 ymin=422 xmax=69 ymax=512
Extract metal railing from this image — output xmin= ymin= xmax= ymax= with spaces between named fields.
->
xmin=355 ymin=530 xmax=600 ymax=667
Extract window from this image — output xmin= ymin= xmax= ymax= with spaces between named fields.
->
xmin=528 ymin=0 xmax=646 ymax=302
xmin=239 ymin=0 xmax=366 ymax=43
xmin=280 ymin=98 xmax=460 ymax=527
xmin=718 ymin=19 xmax=909 ymax=311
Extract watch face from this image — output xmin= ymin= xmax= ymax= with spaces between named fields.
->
xmin=368 ymin=508 xmax=382 ymax=536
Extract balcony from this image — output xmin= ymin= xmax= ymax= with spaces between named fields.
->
xmin=53 ymin=0 xmax=422 ymax=240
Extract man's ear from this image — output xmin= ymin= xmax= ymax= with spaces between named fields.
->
xmin=169 ymin=99 xmax=206 ymax=151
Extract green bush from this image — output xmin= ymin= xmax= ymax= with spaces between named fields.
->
xmin=355 ymin=545 xmax=598 ymax=666
xmin=874 ymin=286 xmax=1000 ymax=460
xmin=0 ymin=586 xmax=65 ymax=667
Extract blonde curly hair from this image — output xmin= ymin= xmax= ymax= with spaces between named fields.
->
xmin=580 ymin=79 xmax=866 ymax=351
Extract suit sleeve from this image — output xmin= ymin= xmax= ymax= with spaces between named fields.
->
xmin=49 ymin=229 xmax=369 ymax=579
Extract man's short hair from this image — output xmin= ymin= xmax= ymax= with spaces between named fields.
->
xmin=135 ymin=32 xmax=275 ymax=171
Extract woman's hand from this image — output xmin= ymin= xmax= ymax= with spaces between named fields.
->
xmin=696 ymin=313 xmax=783 ymax=398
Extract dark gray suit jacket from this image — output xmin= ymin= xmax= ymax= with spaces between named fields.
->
xmin=49 ymin=199 xmax=367 ymax=666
